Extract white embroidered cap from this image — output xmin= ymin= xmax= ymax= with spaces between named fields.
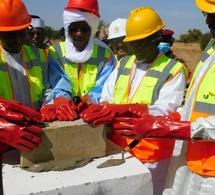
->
xmin=31 ymin=18 xmax=45 ymax=29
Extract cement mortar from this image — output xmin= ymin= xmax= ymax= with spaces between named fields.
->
xmin=21 ymin=157 xmax=93 ymax=172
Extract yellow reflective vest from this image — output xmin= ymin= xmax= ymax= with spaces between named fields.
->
xmin=50 ymin=42 xmax=112 ymax=97
xmin=0 ymin=45 xmax=47 ymax=110
xmin=186 ymin=39 xmax=215 ymax=176
xmin=112 ymin=54 xmax=189 ymax=162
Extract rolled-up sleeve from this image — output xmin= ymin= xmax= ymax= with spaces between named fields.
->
xmin=191 ymin=115 xmax=215 ymax=140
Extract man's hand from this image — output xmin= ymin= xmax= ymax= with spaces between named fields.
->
xmin=76 ymin=94 xmax=95 ymax=114
xmin=0 ymin=118 xmax=42 ymax=151
xmin=40 ymin=104 xmax=57 ymax=122
xmin=80 ymin=104 xmax=103 ymax=121
xmin=113 ymin=113 xmax=190 ymax=140
xmin=81 ymin=104 xmax=148 ymax=126
xmin=54 ymin=97 xmax=79 ymax=121
xmin=0 ymin=97 xmax=42 ymax=122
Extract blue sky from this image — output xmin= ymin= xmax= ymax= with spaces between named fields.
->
xmin=22 ymin=0 xmax=208 ymax=39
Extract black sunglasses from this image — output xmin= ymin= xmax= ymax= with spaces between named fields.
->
xmin=68 ymin=26 xmax=91 ymax=34
xmin=28 ymin=31 xmax=45 ymax=36
xmin=202 ymin=11 xmax=215 ymax=17
xmin=111 ymin=36 xmax=125 ymax=44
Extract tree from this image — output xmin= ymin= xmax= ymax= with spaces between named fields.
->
xmin=45 ymin=26 xmax=61 ymax=40
xmin=179 ymin=29 xmax=202 ymax=43
xmin=187 ymin=29 xmax=202 ymax=42
xmin=179 ymin=34 xmax=189 ymax=44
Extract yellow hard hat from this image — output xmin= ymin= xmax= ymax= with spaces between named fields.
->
xmin=196 ymin=0 xmax=215 ymax=13
xmin=124 ymin=6 xmax=165 ymax=42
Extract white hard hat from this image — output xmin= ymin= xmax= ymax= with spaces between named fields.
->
xmin=107 ymin=18 xmax=127 ymax=40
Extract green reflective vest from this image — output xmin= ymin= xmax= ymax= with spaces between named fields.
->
xmin=0 ymin=45 xmax=47 ymax=110
xmin=186 ymin=39 xmax=215 ymax=176
xmin=186 ymin=39 xmax=215 ymax=120
xmin=50 ymin=42 xmax=111 ymax=97
xmin=114 ymin=54 xmax=188 ymax=105
xmin=112 ymin=54 xmax=188 ymax=162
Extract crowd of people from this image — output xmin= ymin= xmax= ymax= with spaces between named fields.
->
xmin=0 ymin=0 xmax=215 ymax=194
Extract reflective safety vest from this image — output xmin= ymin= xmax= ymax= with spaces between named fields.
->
xmin=0 ymin=45 xmax=48 ymax=158
xmin=50 ymin=42 xmax=112 ymax=97
xmin=186 ymin=39 xmax=215 ymax=176
xmin=0 ymin=45 xmax=47 ymax=110
xmin=112 ymin=54 xmax=189 ymax=162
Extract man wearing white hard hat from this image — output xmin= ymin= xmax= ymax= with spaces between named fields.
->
xmin=108 ymin=18 xmax=130 ymax=61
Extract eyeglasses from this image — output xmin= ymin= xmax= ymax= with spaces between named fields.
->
xmin=68 ymin=26 xmax=91 ymax=34
xmin=111 ymin=36 xmax=125 ymax=44
xmin=202 ymin=11 xmax=215 ymax=17
xmin=28 ymin=31 xmax=45 ymax=36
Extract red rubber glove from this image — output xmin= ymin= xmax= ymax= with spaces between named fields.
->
xmin=80 ymin=104 xmax=103 ymax=120
xmin=40 ymin=104 xmax=57 ymax=122
xmin=82 ymin=104 xmax=148 ymax=126
xmin=130 ymin=106 xmax=182 ymax=121
xmin=54 ymin=97 xmax=79 ymax=121
xmin=77 ymin=94 xmax=95 ymax=114
xmin=0 ymin=97 xmax=41 ymax=122
xmin=161 ymin=111 xmax=181 ymax=121
xmin=77 ymin=100 xmax=90 ymax=114
xmin=113 ymin=113 xmax=190 ymax=140
xmin=79 ymin=101 xmax=110 ymax=119
xmin=0 ymin=118 xmax=42 ymax=151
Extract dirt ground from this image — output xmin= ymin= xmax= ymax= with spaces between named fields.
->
xmin=171 ymin=42 xmax=202 ymax=74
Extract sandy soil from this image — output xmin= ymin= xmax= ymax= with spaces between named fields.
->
xmin=171 ymin=42 xmax=202 ymax=74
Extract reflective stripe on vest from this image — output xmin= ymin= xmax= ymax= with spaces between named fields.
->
xmin=113 ymin=54 xmax=187 ymax=162
xmin=51 ymin=42 xmax=111 ymax=97
xmin=186 ymin=39 xmax=215 ymax=176
xmin=114 ymin=54 xmax=186 ymax=105
xmin=187 ymin=39 xmax=215 ymax=121
xmin=0 ymin=45 xmax=46 ymax=110
xmin=186 ymin=39 xmax=215 ymax=101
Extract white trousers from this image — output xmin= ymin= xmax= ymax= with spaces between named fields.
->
xmin=144 ymin=158 xmax=171 ymax=195
xmin=163 ymin=165 xmax=215 ymax=195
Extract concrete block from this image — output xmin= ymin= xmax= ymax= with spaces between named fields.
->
xmin=20 ymin=119 xmax=106 ymax=171
xmin=3 ymin=141 xmax=153 ymax=195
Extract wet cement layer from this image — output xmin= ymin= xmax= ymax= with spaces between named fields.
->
xmin=22 ymin=158 xmax=93 ymax=172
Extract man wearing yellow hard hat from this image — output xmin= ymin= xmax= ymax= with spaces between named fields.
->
xmin=81 ymin=6 xmax=189 ymax=195
xmin=106 ymin=0 xmax=215 ymax=194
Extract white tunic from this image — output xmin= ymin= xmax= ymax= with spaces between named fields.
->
xmin=100 ymin=55 xmax=187 ymax=195
xmin=100 ymin=59 xmax=186 ymax=116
